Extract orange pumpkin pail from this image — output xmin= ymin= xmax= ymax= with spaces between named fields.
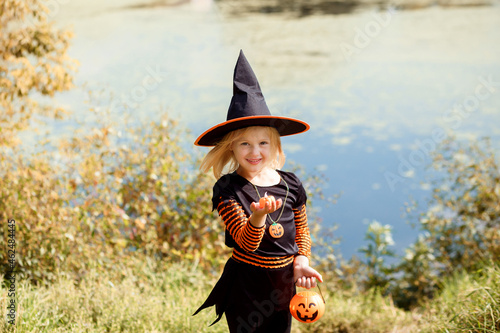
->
xmin=289 ymin=289 xmax=325 ymax=323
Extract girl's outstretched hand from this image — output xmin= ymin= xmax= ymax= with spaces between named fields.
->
xmin=248 ymin=196 xmax=282 ymax=229
xmin=250 ymin=196 xmax=282 ymax=216
xmin=293 ymin=256 xmax=323 ymax=289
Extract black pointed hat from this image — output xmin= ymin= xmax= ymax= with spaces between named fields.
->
xmin=194 ymin=50 xmax=310 ymax=146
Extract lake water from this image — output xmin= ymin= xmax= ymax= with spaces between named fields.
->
xmin=49 ymin=0 xmax=500 ymax=259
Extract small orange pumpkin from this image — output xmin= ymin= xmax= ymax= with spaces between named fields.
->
xmin=259 ymin=194 xmax=275 ymax=209
xmin=269 ymin=222 xmax=284 ymax=238
xmin=289 ymin=291 xmax=325 ymax=323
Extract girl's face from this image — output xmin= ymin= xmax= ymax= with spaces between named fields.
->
xmin=231 ymin=127 xmax=274 ymax=177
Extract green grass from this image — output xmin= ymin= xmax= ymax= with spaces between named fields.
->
xmin=295 ymin=288 xmax=419 ymax=333
xmin=1 ymin=258 xmax=499 ymax=332
xmin=421 ymin=265 xmax=500 ymax=333
xmin=0 ymin=257 xmax=226 ymax=333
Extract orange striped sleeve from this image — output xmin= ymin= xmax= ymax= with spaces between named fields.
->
xmin=217 ymin=199 xmax=264 ymax=252
xmin=293 ymin=204 xmax=311 ymax=258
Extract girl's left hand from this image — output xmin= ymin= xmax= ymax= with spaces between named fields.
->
xmin=293 ymin=257 xmax=323 ymax=289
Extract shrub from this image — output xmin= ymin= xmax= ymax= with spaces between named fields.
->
xmin=391 ymin=136 xmax=500 ymax=308
xmin=421 ymin=136 xmax=500 ymax=275
xmin=359 ymin=221 xmax=395 ymax=293
xmin=0 ymin=114 xmax=227 ymax=283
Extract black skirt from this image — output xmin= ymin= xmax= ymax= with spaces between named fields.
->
xmin=193 ymin=258 xmax=296 ymax=333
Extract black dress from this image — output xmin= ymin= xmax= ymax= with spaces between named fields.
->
xmin=193 ymin=170 xmax=311 ymax=333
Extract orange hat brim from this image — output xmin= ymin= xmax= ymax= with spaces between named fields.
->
xmin=194 ymin=115 xmax=310 ymax=147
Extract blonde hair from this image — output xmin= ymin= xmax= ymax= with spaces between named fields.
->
xmin=200 ymin=126 xmax=286 ymax=179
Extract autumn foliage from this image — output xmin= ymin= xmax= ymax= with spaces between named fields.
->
xmin=0 ymin=0 xmax=77 ymax=147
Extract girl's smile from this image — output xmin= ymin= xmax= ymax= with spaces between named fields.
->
xmin=246 ymin=158 xmax=262 ymax=165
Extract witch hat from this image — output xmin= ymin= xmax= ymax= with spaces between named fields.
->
xmin=194 ymin=50 xmax=310 ymax=146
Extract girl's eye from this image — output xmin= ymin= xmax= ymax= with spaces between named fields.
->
xmin=240 ymin=142 xmax=249 ymax=146
xmin=260 ymin=141 xmax=269 ymax=145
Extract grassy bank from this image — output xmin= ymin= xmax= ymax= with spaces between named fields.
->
xmin=422 ymin=265 xmax=500 ymax=332
xmin=0 ymin=257 xmax=224 ymax=333
xmin=2 ymin=256 xmax=498 ymax=332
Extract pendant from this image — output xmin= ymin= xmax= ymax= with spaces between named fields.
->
xmin=269 ymin=222 xmax=284 ymax=239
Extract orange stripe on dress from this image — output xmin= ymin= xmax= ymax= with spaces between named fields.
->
xmin=232 ymin=249 xmax=295 ymax=269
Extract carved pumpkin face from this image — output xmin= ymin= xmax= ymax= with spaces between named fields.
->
xmin=289 ymin=291 xmax=325 ymax=323
xmin=269 ymin=223 xmax=284 ymax=238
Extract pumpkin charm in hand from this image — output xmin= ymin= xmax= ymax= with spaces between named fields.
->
xmin=269 ymin=222 xmax=284 ymax=238
xmin=259 ymin=193 xmax=274 ymax=209
xmin=289 ymin=291 xmax=325 ymax=323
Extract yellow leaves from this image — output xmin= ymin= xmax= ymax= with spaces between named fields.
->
xmin=9 ymin=61 xmax=36 ymax=97
xmin=135 ymin=218 xmax=146 ymax=230
xmin=0 ymin=76 xmax=12 ymax=89
xmin=0 ymin=0 xmax=31 ymax=21
xmin=495 ymin=184 xmax=500 ymax=197
xmin=170 ymin=248 xmax=182 ymax=257
xmin=27 ymin=166 xmax=45 ymax=183
xmin=1 ymin=0 xmax=76 ymax=148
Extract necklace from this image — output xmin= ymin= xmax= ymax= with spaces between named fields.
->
xmin=251 ymin=175 xmax=289 ymax=239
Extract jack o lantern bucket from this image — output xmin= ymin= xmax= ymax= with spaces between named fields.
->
xmin=289 ymin=290 xmax=325 ymax=323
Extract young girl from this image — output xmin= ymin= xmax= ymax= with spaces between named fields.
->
xmin=193 ymin=50 xmax=322 ymax=333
